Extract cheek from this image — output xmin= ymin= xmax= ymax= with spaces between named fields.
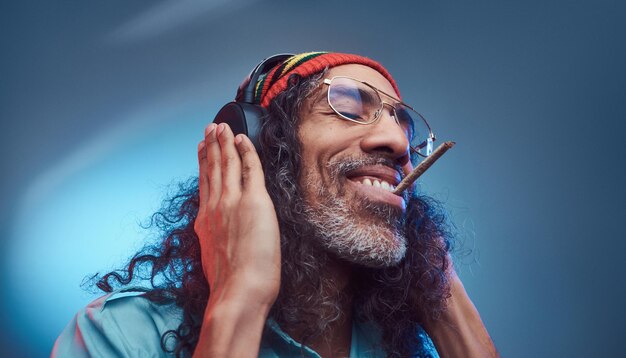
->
xmin=297 ymin=119 xmax=365 ymax=196
xmin=402 ymin=162 xmax=414 ymax=176
xmin=298 ymin=163 xmax=326 ymax=208
xmin=297 ymin=148 xmax=336 ymax=206
xmin=298 ymin=151 xmax=326 ymax=196
xmin=298 ymin=124 xmax=343 ymax=177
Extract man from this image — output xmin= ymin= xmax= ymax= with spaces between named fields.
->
xmin=53 ymin=52 xmax=497 ymax=357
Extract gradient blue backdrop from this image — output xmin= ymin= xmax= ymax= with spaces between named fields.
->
xmin=1 ymin=1 xmax=625 ymax=356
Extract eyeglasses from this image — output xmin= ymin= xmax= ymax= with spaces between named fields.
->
xmin=323 ymin=76 xmax=436 ymax=158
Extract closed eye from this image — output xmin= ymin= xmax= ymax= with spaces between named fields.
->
xmin=339 ymin=111 xmax=365 ymax=121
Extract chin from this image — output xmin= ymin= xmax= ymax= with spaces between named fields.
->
xmin=308 ymin=206 xmax=407 ymax=268
xmin=303 ymin=195 xmax=408 ymax=268
xmin=331 ymin=231 xmax=408 ymax=269
xmin=301 ymin=166 xmax=408 ymax=269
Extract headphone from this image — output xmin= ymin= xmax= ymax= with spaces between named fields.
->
xmin=211 ymin=53 xmax=295 ymax=150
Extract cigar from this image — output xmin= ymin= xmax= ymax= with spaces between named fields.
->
xmin=393 ymin=141 xmax=456 ymax=195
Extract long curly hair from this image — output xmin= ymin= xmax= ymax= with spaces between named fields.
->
xmin=94 ymin=70 xmax=453 ymax=357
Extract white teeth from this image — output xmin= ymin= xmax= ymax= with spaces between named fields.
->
xmin=381 ymin=181 xmax=390 ymax=191
xmin=359 ymin=178 xmax=395 ymax=192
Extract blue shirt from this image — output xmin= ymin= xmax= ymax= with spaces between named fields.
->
xmin=52 ymin=291 xmax=439 ymax=357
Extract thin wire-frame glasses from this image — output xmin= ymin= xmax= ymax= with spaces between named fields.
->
xmin=323 ymin=76 xmax=436 ymax=158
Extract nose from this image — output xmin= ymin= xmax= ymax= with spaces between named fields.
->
xmin=359 ymin=107 xmax=411 ymax=166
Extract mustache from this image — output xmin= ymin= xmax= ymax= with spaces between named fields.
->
xmin=327 ymin=155 xmax=402 ymax=178
xmin=325 ymin=155 xmax=411 ymax=203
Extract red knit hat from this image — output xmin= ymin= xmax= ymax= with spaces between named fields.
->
xmin=254 ymin=52 xmax=401 ymax=108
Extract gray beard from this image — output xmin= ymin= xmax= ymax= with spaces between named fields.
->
xmin=301 ymin=158 xmax=408 ymax=268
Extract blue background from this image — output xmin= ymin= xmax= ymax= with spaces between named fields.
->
xmin=1 ymin=1 xmax=625 ymax=356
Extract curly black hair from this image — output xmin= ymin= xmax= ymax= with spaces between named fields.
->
xmin=94 ymin=71 xmax=453 ymax=357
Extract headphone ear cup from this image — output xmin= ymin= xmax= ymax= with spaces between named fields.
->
xmin=212 ymin=102 xmax=266 ymax=150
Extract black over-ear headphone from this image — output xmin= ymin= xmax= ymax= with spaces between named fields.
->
xmin=212 ymin=54 xmax=295 ymax=150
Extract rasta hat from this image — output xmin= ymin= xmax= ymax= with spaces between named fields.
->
xmin=213 ymin=51 xmax=417 ymax=153
xmin=248 ymin=51 xmax=401 ymax=108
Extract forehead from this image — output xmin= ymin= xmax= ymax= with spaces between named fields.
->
xmin=325 ymin=64 xmax=398 ymax=96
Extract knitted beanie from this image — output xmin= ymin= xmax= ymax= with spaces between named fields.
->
xmin=253 ymin=52 xmax=400 ymax=108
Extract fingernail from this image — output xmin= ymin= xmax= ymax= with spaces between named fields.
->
xmin=205 ymin=123 xmax=217 ymax=136
xmin=234 ymin=134 xmax=243 ymax=145
xmin=216 ymin=123 xmax=225 ymax=136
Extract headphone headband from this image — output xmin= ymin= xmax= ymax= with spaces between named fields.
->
xmin=214 ymin=54 xmax=296 ymax=149
xmin=239 ymin=53 xmax=294 ymax=103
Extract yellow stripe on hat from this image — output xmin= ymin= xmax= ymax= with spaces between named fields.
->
xmin=280 ymin=52 xmax=326 ymax=74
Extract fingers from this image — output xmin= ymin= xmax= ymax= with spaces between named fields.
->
xmin=200 ymin=122 xmax=247 ymax=208
xmin=235 ymin=134 xmax=266 ymax=191
xmin=199 ymin=122 xmax=264 ymax=209
xmin=217 ymin=123 xmax=242 ymax=200
xmin=198 ymin=123 xmax=217 ymax=208
xmin=205 ymin=123 xmax=222 ymax=206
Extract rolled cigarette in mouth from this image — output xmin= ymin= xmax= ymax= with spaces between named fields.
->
xmin=393 ymin=141 xmax=456 ymax=195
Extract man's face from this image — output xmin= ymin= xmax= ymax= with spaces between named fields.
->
xmin=298 ymin=64 xmax=413 ymax=268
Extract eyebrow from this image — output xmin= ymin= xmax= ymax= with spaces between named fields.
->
xmin=330 ymin=84 xmax=379 ymax=107
xmin=356 ymin=86 xmax=377 ymax=104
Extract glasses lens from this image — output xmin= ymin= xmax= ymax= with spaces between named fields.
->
xmin=328 ymin=77 xmax=435 ymax=158
xmin=328 ymin=77 xmax=380 ymax=123
xmin=394 ymin=105 xmax=434 ymax=157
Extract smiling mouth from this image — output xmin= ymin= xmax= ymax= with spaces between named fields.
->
xmin=352 ymin=177 xmax=397 ymax=193
xmin=345 ymin=175 xmax=406 ymax=211
xmin=346 ymin=174 xmax=405 ymax=206
xmin=344 ymin=164 xmax=403 ymax=197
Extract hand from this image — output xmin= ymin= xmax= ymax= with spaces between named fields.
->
xmin=421 ymin=255 xmax=499 ymax=357
xmin=195 ymin=122 xmax=281 ymax=308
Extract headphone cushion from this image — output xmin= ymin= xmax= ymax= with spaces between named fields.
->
xmin=212 ymin=102 xmax=266 ymax=150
